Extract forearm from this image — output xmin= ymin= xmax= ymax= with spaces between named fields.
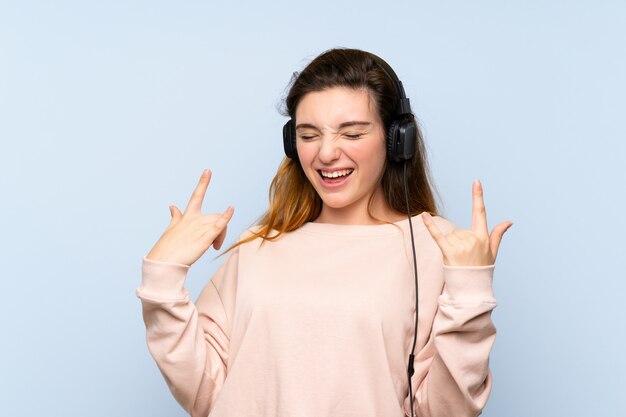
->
xmin=137 ymin=257 xmax=229 ymax=416
xmin=407 ymin=265 xmax=497 ymax=417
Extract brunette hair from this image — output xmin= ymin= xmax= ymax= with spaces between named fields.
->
xmin=224 ymin=47 xmax=441 ymax=252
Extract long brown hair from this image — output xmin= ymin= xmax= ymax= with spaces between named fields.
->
xmin=224 ymin=47 xmax=441 ymax=253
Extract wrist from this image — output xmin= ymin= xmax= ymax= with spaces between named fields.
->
xmin=441 ymin=264 xmax=496 ymax=303
xmin=137 ymin=256 xmax=191 ymax=300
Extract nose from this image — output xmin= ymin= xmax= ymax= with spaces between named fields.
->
xmin=317 ymin=134 xmax=341 ymax=164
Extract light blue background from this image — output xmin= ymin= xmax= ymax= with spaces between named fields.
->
xmin=1 ymin=1 xmax=624 ymax=416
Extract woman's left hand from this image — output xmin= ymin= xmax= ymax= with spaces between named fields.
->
xmin=422 ymin=179 xmax=513 ymax=267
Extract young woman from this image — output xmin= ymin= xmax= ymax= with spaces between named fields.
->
xmin=137 ymin=47 xmax=512 ymax=417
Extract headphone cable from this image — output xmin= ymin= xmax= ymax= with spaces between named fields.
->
xmin=403 ymin=160 xmax=419 ymax=417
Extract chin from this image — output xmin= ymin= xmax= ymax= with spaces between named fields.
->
xmin=317 ymin=193 xmax=360 ymax=210
xmin=320 ymin=200 xmax=351 ymax=209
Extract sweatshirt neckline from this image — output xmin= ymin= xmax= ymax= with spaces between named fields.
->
xmin=297 ymin=212 xmax=425 ymax=237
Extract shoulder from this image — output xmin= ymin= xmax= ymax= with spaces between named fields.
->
xmin=237 ymin=224 xmax=264 ymax=242
xmin=231 ymin=224 xmax=281 ymax=253
xmin=231 ymin=222 xmax=278 ymax=240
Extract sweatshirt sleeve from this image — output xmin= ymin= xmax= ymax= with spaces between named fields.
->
xmin=404 ymin=243 xmax=497 ymax=416
xmin=136 ymin=247 xmax=239 ymax=417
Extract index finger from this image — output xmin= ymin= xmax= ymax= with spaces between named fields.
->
xmin=184 ymin=169 xmax=212 ymax=215
xmin=471 ymin=179 xmax=489 ymax=237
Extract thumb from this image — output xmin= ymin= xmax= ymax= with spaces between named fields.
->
xmin=489 ymin=221 xmax=513 ymax=261
xmin=168 ymin=205 xmax=183 ymax=223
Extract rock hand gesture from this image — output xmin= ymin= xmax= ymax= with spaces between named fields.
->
xmin=146 ymin=169 xmax=235 ymax=267
xmin=422 ymin=179 xmax=512 ymax=267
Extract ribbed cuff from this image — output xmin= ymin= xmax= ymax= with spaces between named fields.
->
xmin=136 ymin=256 xmax=190 ymax=300
xmin=441 ymin=264 xmax=496 ymax=303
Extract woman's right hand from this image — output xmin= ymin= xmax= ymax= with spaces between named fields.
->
xmin=145 ymin=169 xmax=235 ymax=267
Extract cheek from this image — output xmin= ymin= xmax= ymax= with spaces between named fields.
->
xmin=347 ymin=140 xmax=387 ymax=172
xmin=296 ymin=142 xmax=315 ymax=165
xmin=295 ymin=143 xmax=318 ymax=180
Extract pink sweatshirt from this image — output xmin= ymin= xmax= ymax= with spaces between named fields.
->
xmin=136 ymin=213 xmax=497 ymax=417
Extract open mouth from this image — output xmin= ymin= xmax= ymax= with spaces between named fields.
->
xmin=317 ymin=169 xmax=354 ymax=185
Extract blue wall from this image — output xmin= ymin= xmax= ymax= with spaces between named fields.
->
xmin=1 ymin=1 xmax=624 ymax=416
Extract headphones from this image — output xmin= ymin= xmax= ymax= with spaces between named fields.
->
xmin=282 ymin=52 xmax=417 ymax=164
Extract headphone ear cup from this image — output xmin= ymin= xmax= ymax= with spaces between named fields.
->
xmin=387 ymin=118 xmax=417 ymax=162
xmin=386 ymin=119 xmax=402 ymax=162
xmin=283 ymin=119 xmax=298 ymax=161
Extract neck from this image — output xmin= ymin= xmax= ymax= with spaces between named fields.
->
xmin=313 ymin=188 xmax=406 ymax=225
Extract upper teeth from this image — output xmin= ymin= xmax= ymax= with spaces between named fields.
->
xmin=320 ymin=169 xmax=353 ymax=178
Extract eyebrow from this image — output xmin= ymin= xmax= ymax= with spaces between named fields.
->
xmin=295 ymin=120 xmax=373 ymax=131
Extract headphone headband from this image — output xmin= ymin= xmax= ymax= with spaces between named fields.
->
xmin=365 ymin=52 xmax=413 ymax=116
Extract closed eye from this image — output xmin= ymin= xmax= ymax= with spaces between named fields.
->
xmin=298 ymin=133 xmax=363 ymax=140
